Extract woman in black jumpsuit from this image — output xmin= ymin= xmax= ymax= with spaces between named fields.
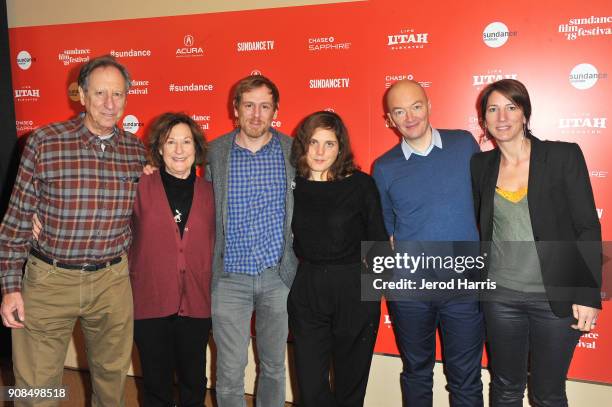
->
xmin=288 ymin=111 xmax=388 ymax=407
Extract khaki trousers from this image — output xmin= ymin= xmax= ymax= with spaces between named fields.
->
xmin=12 ymin=254 xmax=133 ymax=407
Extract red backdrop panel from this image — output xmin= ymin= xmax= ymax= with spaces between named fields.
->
xmin=8 ymin=0 xmax=611 ymax=383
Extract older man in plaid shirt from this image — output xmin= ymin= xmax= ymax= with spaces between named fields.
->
xmin=0 ymin=55 xmax=145 ymax=406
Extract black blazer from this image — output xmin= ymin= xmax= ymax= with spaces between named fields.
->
xmin=470 ymin=135 xmax=602 ymax=317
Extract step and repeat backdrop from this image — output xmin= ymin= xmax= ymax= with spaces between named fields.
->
xmin=8 ymin=0 xmax=610 ymax=384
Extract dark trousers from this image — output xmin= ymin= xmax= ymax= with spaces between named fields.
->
xmin=388 ymin=298 xmax=484 ymax=407
xmin=483 ymin=287 xmax=581 ymax=407
xmin=134 ymin=315 xmax=212 ymax=407
xmin=288 ymin=263 xmax=380 ymax=407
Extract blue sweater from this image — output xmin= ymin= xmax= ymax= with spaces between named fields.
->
xmin=373 ymin=129 xmax=479 ymax=242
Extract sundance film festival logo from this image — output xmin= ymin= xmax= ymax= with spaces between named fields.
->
xmin=472 ymin=70 xmax=518 ymax=89
xmin=176 ymin=34 xmax=204 ymax=57
xmin=191 ymin=113 xmax=211 ymax=131
xmin=387 ymin=29 xmax=429 ymax=50
xmin=577 ymin=332 xmax=600 ymax=350
xmin=559 ymin=16 xmax=612 ymax=41
xmin=237 ymin=40 xmax=275 ymax=52
xmin=58 ymin=48 xmax=90 ymax=66
xmin=128 ymin=79 xmax=150 ymax=96
xmin=559 ymin=114 xmax=607 ymax=135
xmin=14 ymin=86 xmax=40 ymax=102
xmin=309 ymin=77 xmax=350 ymax=89
xmin=569 ymin=63 xmax=607 ymax=90
xmin=482 ymin=22 xmax=517 ymax=48
xmin=384 ymin=74 xmax=432 ymax=89
xmin=122 ymin=114 xmax=143 ymax=134
xmin=308 ymin=36 xmax=351 ymax=52
xmin=16 ymin=50 xmax=35 ymax=70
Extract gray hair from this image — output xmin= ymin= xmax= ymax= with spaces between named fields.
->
xmin=77 ymin=55 xmax=131 ymax=92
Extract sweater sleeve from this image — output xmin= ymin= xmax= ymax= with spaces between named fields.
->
xmin=372 ymin=162 xmax=395 ymax=238
xmin=362 ymin=174 xmax=392 ymax=277
xmin=363 ymin=175 xmax=389 ymax=242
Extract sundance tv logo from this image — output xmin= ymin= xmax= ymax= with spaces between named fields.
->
xmin=16 ymin=50 xmax=35 ymax=70
xmin=309 ymin=77 xmax=350 ymax=89
xmin=482 ymin=22 xmax=517 ymax=48
xmin=237 ymin=40 xmax=274 ymax=52
xmin=569 ymin=63 xmax=607 ymax=90
xmin=122 ymin=114 xmax=143 ymax=134
xmin=387 ymin=29 xmax=429 ymax=50
xmin=176 ymin=34 xmax=204 ymax=57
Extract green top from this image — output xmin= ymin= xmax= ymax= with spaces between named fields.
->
xmin=489 ymin=191 xmax=545 ymax=293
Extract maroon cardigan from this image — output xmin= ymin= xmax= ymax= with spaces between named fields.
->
xmin=129 ymin=172 xmax=215 ymax=319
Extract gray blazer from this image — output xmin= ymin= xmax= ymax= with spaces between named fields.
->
xmin=207 ymin=128 xmax=298 ymax=288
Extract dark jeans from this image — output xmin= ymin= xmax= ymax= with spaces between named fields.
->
xmin=288 ymin=262 xmax=380 ymax=407
xmin=483 ymin=287 xmax=582 ymax=407
xmin=388 ymin=298 xmax=484 ymax=407
xmin=134 ymin=315 xmax=212 ymax=407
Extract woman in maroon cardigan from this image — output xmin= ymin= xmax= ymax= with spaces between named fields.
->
xmin=129 ymin=112 xmax=215 ymax=407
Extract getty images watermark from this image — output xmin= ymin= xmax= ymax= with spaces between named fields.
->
xmin=360 ymin=241 xmax=609 ymax=302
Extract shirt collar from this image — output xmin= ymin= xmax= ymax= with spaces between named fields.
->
xmin=401 ymin=127 xmax=442 ymax=160
xmin=77 ymin=113 xmax=120 ymax=150
xmin=232 ymin=128 xmax=279 ymax=155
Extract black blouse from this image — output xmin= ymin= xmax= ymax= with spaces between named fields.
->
xmin=160 ymin=167 xmax=196 ymax=237
xmin=292 ymin=170 xmax=388 ymax=265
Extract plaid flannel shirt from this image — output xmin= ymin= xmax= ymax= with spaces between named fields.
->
xmin=0 ymin=115 xmax=145 ymax=294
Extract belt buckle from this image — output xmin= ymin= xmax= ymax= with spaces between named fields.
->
xmin=81 ymin=263 xmax=93 ymax=272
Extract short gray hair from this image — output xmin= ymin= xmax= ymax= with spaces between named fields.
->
xmin=77 ymin=55 xmax=131 ymax=92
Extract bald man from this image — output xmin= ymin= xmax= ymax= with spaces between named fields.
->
xmin=372 ymin=81 xmax=484 ymax=407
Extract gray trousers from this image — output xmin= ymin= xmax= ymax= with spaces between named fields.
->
xmin=212 ymin=267 xmax=289 ymax=407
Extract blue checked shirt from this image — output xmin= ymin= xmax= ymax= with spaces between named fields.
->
xmin=224 ymin=134 xmax=286 ymax=275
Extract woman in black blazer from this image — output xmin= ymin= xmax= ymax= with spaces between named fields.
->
xmin=470 ymin=79 xmax=601 ymax=406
